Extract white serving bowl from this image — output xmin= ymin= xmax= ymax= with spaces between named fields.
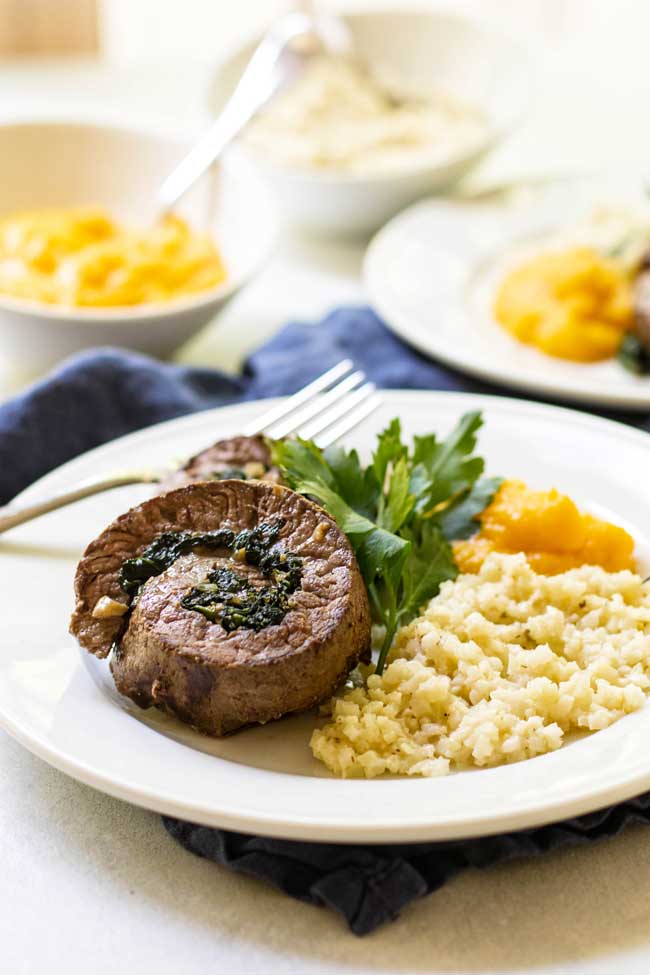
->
xmin=0 ymin=121 xmax=276 ymax=372
xmin=207 ymin=9 xmax=531 ymax=236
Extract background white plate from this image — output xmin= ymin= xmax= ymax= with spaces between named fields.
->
xmin=2 ymin=391 xmax=650 ymax=843
xmin=364 ymin=174 xmax=650 ymax=410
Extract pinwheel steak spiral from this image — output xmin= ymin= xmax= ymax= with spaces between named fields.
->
xmin=70 ymin=480 xmax=371 ymax=735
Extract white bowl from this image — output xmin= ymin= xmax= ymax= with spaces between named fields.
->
xmin=207 ymin=9 xmax=532 ymax=236
xmin=0 ymin=121 xmax=277 ymax=372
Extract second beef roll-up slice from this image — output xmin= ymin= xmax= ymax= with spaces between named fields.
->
xmin=160 ymin=435 xmax=281 ymax=491
xmin=70 ymin=480 xmax=371 ymax=735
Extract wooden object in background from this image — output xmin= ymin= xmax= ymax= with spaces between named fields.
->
xmin=0 ymin=0 xmax=99 ymax=56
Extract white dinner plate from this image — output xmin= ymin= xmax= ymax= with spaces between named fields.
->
xmin=3 ymin=391 xmax=650 ymax=843
xmin=364 ymin=173 xmax=650 ymax=410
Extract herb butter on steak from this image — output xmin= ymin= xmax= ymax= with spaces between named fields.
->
xmin=70 ymin=480 xmax=371 ymax=735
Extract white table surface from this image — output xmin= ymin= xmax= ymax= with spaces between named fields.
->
xmin=5 ymin=7 xmax=650 ymax=972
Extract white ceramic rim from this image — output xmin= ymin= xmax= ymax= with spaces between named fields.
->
xmin=4 ymin=391 xmax=650 ymax=842
xmin=363 ymin=174 xmax=650 ymax=410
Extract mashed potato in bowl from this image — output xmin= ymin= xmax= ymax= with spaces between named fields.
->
xmin=244 ymin=54 xmax=487 ymax=175
xmin=0 ymin=207 xmax=227 ymax=308
xmin=311 ymin=553 xmax=650 ymax=778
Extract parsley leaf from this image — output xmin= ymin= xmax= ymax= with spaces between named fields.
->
xmin=271 ymin=411 xmax=498 ymax=674
xmin=398 ymin=520 xmax=458 ymax=629
xmin=322 ymin=444 xmax=378 ymax=520
xmin=410 ymin=412 xmax=485 ymax=513
xmin=437 ymin=476 xmax=503 ymax=541
xmin=380 ymin=456 xmax=414 ymax=533
xmin=373 ymin=418 xmax=406 ymax=488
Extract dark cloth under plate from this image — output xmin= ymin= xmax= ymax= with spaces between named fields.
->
xmin=2 ymin=304 xmax=649 ymax=934
xmin=163 ymin=796 xmax=650 ymax=936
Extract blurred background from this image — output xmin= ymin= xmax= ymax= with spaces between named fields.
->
xmin=2 ymin=0 xmax=648 ymax=176
xmin=0 ymin=0 xmax=648 ymax=393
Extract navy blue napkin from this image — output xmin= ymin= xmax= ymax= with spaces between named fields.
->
xmin=1 ymin=305 xmax=490 ymax=503
xmin=2 ymin=305 xmax=645 ymax=505
xmin=3 ymin=305 xmax=650 ymax=935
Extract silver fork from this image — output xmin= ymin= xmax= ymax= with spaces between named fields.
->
xmin=0 ymin=361 xmax=381 ymax=534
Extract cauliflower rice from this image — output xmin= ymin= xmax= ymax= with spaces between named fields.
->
xmin=310 ymin=553 xmax=650 ymax=778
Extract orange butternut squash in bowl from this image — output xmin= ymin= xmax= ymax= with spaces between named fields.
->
xmin=0 ymin=208 xmax=226 ymax=308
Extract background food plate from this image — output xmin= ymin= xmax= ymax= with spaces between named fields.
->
xmin=2 ymin=391 xmax=650 ymax=843
xmin=364 ymin=174 xmax=650 ymax=409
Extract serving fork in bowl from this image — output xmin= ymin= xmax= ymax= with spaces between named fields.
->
xmin=0 ymin=361 xmax=380 ymax=534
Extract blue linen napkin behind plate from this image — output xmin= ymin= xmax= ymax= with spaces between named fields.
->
xmin=3 ymin=304 xmax=650 ymax=935
xmin=2 ymin=305 xmax=646 ymax=505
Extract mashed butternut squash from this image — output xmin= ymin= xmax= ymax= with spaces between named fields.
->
xmin=0 ymin=208 xmax=226 ymax=307
xmin=494 ymin=246 xmax=633 ymax=362
xmin=453 ymin=479 xmax=635 ymax=575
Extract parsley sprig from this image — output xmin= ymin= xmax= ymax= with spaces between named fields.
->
xmin=272 ymin=411 xmax=500 ymax=674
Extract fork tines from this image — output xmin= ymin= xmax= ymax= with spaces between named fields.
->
xmin=243 ymin=360 xmax=380 ymax=447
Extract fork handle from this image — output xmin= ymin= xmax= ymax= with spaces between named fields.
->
xmin=0 ymin=472 xmax=157 ymax=535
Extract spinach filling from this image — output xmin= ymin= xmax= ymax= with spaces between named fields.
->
xmin=118 ymin=519 xmax=302 ymax=634
xmin=208 ymin=467 xmax=248 ymax=481
xmin=618 ymin=333 xmax=650 ymax=375
xmin=181 ymin=553 xmax=302 ymax=631
xmin=118 ymin=529 xmax=236 ymax=596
